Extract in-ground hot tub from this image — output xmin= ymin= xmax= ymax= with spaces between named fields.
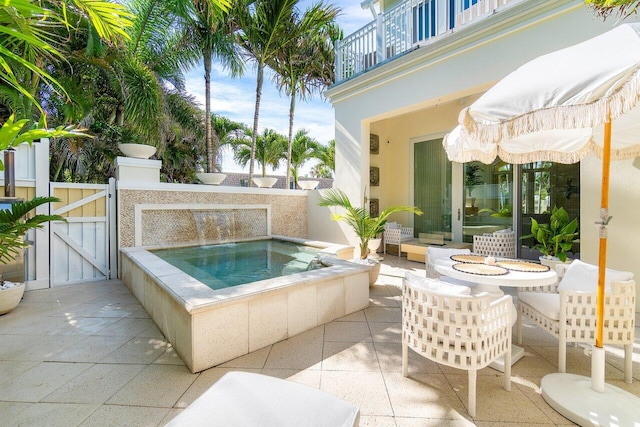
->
xmin=120 ymin=237 xmax=369 ymax=373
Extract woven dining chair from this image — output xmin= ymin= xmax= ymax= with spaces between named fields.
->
xmin=517 ymin=259 xmax=635 ymax=382
xmin=402 ymin=273 xmax=512 ymax=417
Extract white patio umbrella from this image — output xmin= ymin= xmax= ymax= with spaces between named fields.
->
xmin=444 ymin=23 xmax=640 ymax=426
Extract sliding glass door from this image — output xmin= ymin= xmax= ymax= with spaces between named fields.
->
xmin=414 ymin=139 xmax=455 ymax=241
xmin=413 ymin=139 xmax=580 ymax=259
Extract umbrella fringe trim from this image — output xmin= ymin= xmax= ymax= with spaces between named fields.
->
xmin=449 ymin=140 xmax=640 ymax=164
xmin=459 ymin=65 xmax=640 ymax=145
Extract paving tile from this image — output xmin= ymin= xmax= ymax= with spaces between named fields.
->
xmin=322 ymin=342 xmax=380 ymax=371
xmin=159 ymin=408 xmax=183 ymax=426
xmin=260 ymin=369 xmax=321 ymax=389
xmin=79 ymin=404 xmax=170 ymax=427
xmin=48 ymin=335 xmax=131 ymax=363
xmin=359 ymin=415 xmax=397 ymax=426
xmin=93 ymin=317 xmax=159 ymax=337
xmin=0 ymin=360 xmax=39 ymax=385
xmin=324 ymin=321 xmax=373 ymax=342
xmin=153 ymin=345 xmax=187 ymax=366
xmin=107 ymin=364 xmax=197 ymax=408
xmin=511 ymin=376 xmax=578 ymax=425
xmin=364 ymin=307 xmax=402 ymax=323
xmin=0 ymin=401 xmax=32 ymax=423
xmin=320 ymin=370 xmax=393 ymax=416
xmin=375 ymin=343 xmax=441 ymax=374
xmin=383 ymin=371 xmax=469 ymax=419
xmin=263 ymin=330 xmax=324 ymax=370
xmin=1 ymin=335 xmax=86 ymax=362
xmin=369 ymin=322 xmax=402 ymax=343
xmin=42 ymin=363 xmax=146 ymax=404
xmin=175 ymin=367 xmax=261 ymax=408
xmin=1 ymin=362 xmax=92 ymax=402
xmin=336 ymin=311 xmax=367 ymax=322
xmin=369 ymin=293 xmax=401 ymax=307
xmin=445 ymin=372 xmax=551 ymax=423
xmin=395 ymin=418 xmax=476 ymax=426
xmin=5 ymin=402 xmax=99 ymax=427
xmin=99 ymin=337 xmax=170 ymax=364
xmin=218 ymin=345 xmax=271 ymax=369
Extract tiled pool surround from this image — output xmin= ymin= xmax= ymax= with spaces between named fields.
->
xmin=120 ymin=238 xmax=369 ymax=372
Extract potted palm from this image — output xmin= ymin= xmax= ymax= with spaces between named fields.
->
xmin=0 ymin=197 xmax=65 ymax=314
xmin=521 ymin=206 xmax=579 ymax=266
xmin=318 ymin=189 xmax=423 ymax=284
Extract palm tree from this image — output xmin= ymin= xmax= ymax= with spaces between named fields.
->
xmin=268 ymin=2 xmax=339 ymax=188
xmin=0 ymin=0 xmax=133 ymax=118
xmin=235 ymin=0 xmax=299 ymax=184
xmin=231 ymin=128 xmax=286 ymax=177
xmin=586 ymin=0 xmax=640 ymax=18
xmin=289 ymin=129 xmax=320 ymax=187
xmin=313 ymin=139 xmax=335 ymax=176
xmin=318 ymin=188 xmax=423 ymax=259
xmin=211 ymin=114 xmax=249 ymax=170
xmin=176 ymin=0 xmax=243 ymax=173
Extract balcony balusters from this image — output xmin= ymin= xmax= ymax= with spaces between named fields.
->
xmin=334 ymin=0 xmax=519 ymax=83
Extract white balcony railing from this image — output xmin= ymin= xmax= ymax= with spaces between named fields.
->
xmin=335 ymin=0 xmax=518 ymax=83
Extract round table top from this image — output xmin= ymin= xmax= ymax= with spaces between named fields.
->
xmin=434 ymin=259 xmax=557 ymax=288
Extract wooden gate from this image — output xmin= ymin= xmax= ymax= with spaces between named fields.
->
xmin=49 ymin=179 xmax=117 ymax=286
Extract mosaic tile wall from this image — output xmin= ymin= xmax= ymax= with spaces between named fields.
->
xmin=118 ymin=189 xmax=307 ymax=248
xmin=139 ymin=208 xmax=267 ymax=247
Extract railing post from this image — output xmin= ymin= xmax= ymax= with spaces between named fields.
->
xmin=376 ymin=11 xmax=383 ymax=63
xmin=334 ymin=39 xmax=342 ymax=82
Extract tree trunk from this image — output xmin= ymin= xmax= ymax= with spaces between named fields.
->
xmin=249 ymin=63 xmax=264 ymax=185
xmin=204 ymin=51 xmax=214 ymax=173
xmin=286 ymin=88 xmax=296 ymax=189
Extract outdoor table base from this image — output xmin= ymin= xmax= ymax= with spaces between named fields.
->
xmin=489 ymin=345 xmax=524 ymax=372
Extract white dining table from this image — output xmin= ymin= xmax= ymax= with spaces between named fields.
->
xmin=434 ymin=258 xmax=558 ymax=372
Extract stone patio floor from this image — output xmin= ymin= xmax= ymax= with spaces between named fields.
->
xmin=1 ymin=257 xmax=639 ymax=426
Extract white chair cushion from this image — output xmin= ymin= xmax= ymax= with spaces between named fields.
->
xmin=166 ymin=372 xmax=359 ymax=427
xmin=405 ymin=272 xmax=471 ymax=295
xmin=518 ymin=292 xmax=561 ymax=321
xmin=557 ymin=259 xmax=634 ymax=293
xmin=385 ymin=222 xmax=398 ymax=229
xmin=494 ymin=228 xmax=513 ymax=234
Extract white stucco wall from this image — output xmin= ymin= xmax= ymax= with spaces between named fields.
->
xmin=581 ymin=156 xmax=640 ymax=311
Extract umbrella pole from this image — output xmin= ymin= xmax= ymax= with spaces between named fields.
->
xmin=593 ymin=117 xmax=612 ymax=393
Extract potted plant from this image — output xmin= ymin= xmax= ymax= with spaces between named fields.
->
xmin=0 ymin=197 xmax=65 ymax=314
xmin=318 ymin=189 xmax=422 ymax=284
xmin=521 ymin=206 xmax=579 ymax=264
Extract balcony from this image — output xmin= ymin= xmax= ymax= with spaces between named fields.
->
xmin=335 ymin=0 xmax=520 ymax=83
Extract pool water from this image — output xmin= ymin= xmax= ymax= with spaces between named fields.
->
xmin=151 ymin=240 xmax=322 ymax=290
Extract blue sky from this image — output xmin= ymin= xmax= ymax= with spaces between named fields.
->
xmin=183 ymin=1 xmax=373 ymax=174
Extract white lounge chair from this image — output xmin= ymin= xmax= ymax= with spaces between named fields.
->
xmin=167 ymin=371 xmax=360 ymax=427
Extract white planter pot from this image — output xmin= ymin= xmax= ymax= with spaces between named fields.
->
xmin=297 ymin=180 xmax=319 ymax=190
xmin=118 ymin=143 xmax=156 ymax=159
xmin=196 ymin=172 xmax=226 ymax=185
xmin=252 ymin=177 xmax=278 ymax=188
xmin=367 ymin=238 xmax=382 ymax=261
xmin=539 ymin=256 xmax=572 ymax=271
xmin=0 ymin=282 xmax=25 ymax=315
xmin=349 ymin=258 xmax=381 ymax=286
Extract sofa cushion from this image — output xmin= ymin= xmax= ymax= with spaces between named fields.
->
xmin=405 ymin=272 xmax=471 ymax=295
xmin=557 ymin=259 xmax=633 ymax=293
xmin=518 ymin=292 xmax=561 ymax=321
